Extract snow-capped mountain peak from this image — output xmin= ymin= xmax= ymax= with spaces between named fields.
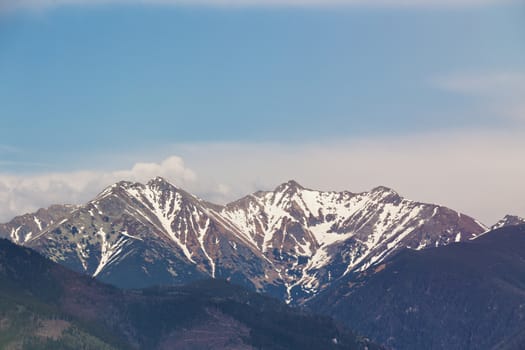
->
xmin=220 ymin=180 xmax=486 ymax=301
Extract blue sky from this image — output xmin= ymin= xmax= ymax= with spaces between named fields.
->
xmin=0 ymin=0 xmax=524 ymax=223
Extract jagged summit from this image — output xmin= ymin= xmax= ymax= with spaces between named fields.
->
xmin=274 ymin=181 xmax=399 ymax=198
xmin=97 ymin=177 xmax=177 ymax=195
xmin=370 ymin=185 xmax=397 ymax=194
xmin=147 ymin=176 xmax=176 ymax=187
xmin=95 ymin=180 xmax=132 ymax=197
xmin=95 ymin=177 xmax=200 ymax=209
xmin=491 ymin=214 xmax=525 ymax=230
xmin=275 ymin=179 xmax=305 ymax=192
xmin=367 ymin=186 xmax=401 ymax=204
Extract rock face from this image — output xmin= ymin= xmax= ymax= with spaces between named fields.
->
xmin=0 ymin=204 xmax=77 ymax=244
xmin=491 ymin=214 xmax=525 ymax=230
xmin=307 ymin=224 xmax=525 ymax=350
xmin=0 ymin=177 xmax=487 ymax=303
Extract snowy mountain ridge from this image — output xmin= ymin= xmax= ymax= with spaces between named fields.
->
xmin=0 ymin=177 xmax=488 ymax=303
xmin=221 ymin=180 xmax=487 ymax=301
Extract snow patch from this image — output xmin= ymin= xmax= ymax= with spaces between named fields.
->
xmin=34 ymin=216 xmax=43 ymax=231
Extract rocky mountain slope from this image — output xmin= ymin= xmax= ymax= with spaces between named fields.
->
xmin=491 ymin=214 xmax=525 ymax=230
xmin=0 ymin=204 xmax=77 ymax=244
xmin=307 ymin=224 xmax=525 ymax=350
xmin=0 ymin=238 xmax=381 ymax=350
xmin=221 ymin=180 xmax=486 ymax=301
xmin=0 ymin=177 xmax=487 ymax=303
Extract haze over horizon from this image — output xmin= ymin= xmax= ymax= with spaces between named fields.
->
xmin=1 ymin=0 xmax=524 ymax=224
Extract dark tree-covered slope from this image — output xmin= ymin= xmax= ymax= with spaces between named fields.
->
xmin=308 ymin=224 xmax=525 ymax=350
xmin=0 ymin=238 xmax=380 ymax=350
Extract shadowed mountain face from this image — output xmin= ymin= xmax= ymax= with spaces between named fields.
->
xmin=0 ymin=177 xmax=486 ymax=303
xmin=0 ymin=238 xmax=381 ymax=350
xmin=307 ymin=224 xmax=525 ymax=350
xmin=491 ymin=214 xmax=525 ymax=230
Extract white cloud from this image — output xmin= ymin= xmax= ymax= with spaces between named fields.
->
xmin=433 ymin=71 xmax=525 ymax=123
xmin=0 ymin=156 xmax=226 ymax=222
xmin=0 ymin=0 xmax=514 ymax=13
xmin=434 ymin=71 xmax=525 ymax=96
xmin=112 ymin=156 xmax=197 ymax=184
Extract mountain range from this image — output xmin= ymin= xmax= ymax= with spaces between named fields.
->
xmin=0 ymin=177 xmax=489 ymax=303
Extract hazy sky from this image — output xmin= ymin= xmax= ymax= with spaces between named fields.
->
xmin=1 ymin=0 xmax=524 ymax=224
